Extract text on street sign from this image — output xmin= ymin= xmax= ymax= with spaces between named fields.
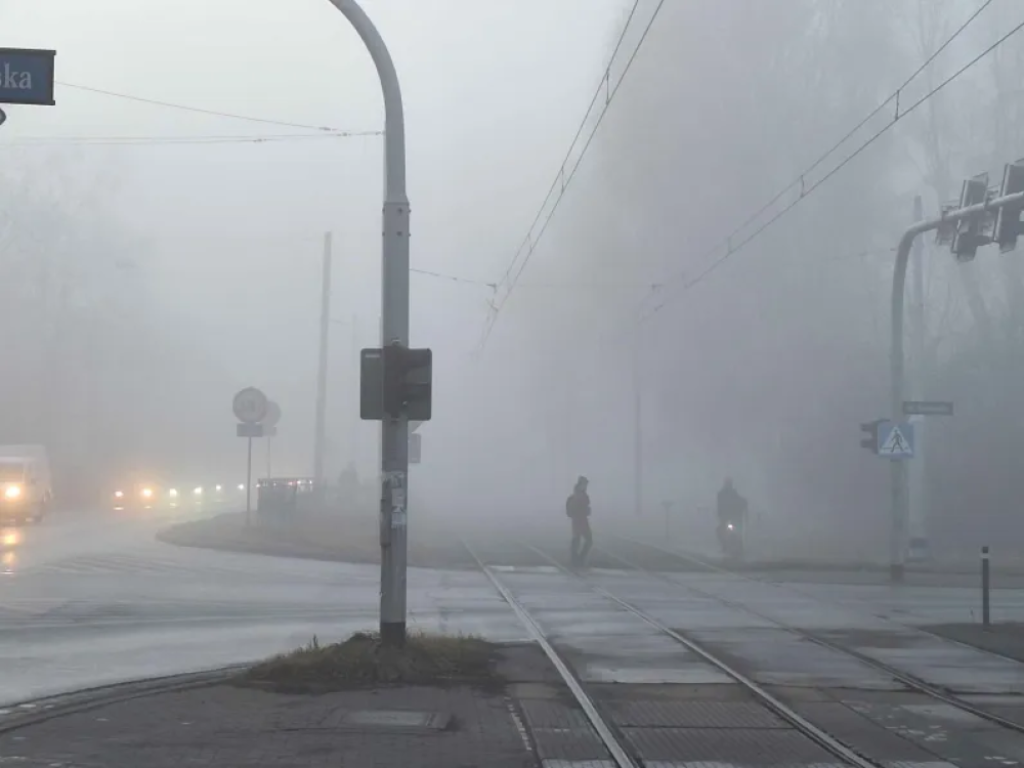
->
xmin=902 ymin=400 xmax=953 ymax=417
xmin=0 ymin=48 xmax=56 ymax=106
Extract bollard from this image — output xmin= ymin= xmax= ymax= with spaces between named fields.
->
xmin=982 ymin=545 xmax=990 ymax=629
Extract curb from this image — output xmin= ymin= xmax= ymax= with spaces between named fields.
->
xmin=0 ymin=664 xmax=250 ymax=735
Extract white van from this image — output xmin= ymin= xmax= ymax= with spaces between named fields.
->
xmin=0 ymin=447 xmax=52 ymax=524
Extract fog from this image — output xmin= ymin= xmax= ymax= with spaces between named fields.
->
xmin=0 ymin=0 xmax=620 ymax=499
xmin=4 ymin=0 xmax=1024 ymax=559
xmin=437 ymin=0 xmax=1024 ymax=559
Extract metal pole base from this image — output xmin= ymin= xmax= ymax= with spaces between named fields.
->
xmin=380 ymin=621 xmax=406 ymax=647
xmin=889 ymin=563 xmax=906 ymax=583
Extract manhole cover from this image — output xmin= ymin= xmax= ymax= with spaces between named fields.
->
xmin=342 ymin=710 xmax=451 ymax=731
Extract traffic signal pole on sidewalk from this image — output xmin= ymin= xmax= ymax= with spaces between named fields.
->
xmin=327 ymin=0 xmax=411 ymax=646
xmin=888 ymin=170 xmax=1024 ymax=583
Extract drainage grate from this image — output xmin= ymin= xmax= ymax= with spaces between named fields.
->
xmin=340 ymin=709 xmax=451 ymax=731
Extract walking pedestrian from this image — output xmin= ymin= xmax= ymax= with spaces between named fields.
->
xmin=566 ymin=476 xmax=592 ymax=568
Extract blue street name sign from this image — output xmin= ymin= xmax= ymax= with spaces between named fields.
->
xmin=0 ymin=48 xmax=56 ymax=106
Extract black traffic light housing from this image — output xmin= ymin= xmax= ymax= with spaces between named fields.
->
xmin=860 ymin=419 xmax=884 ymax=454
xmin=383 ymin=344 xmax=432 ymax=420
xmin=361 ymin=345 xmax=433 ymax=421
xmin=995 ymin=159 xmax=1024 ymax=253
xmin=951 ymin=173 xmax=990 ymax=262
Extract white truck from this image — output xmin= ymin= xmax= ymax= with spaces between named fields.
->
xmin=0 ymin=445 xmax=52 ymax=525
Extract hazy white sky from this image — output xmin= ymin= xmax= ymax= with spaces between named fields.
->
xmin=0 ymin=0 xmax=625 ymax=474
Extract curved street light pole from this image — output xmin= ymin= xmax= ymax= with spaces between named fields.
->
xmin=325 ymin=0 xmax=411 ymax=646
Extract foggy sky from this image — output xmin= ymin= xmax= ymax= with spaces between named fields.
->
xmin=0 ymin=0 xmax=623 ymax=480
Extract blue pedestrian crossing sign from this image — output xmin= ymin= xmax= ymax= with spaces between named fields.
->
xmin=877 ymin=420 xmax=914 ymax=459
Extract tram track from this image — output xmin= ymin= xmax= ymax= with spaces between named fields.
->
xmin=598 ymin=534 xmax=1024 ymax=734
xmin=462 ymin=535 xmax=902 ymax=768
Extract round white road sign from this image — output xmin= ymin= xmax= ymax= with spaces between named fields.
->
xmin=263 ymin=401 xmax=282 ymax=428
xmin=233 ymin=387 xmax=268 ymax=424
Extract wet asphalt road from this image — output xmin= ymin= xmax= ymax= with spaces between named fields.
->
xmin=5 ymin=505 xmax=1024 ymax=768
xmin=0 ymin=507 xmax=527 ymax=704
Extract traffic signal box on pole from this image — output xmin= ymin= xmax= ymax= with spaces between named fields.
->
xmin=860 ymin=419 xmax=884 ymax=455
xmin=945 ymin=159 xmax=1024 ymax=261
xmin=995 ymin=159 xmax=1024 ymax=253
xmin=360 ymin=344 xmax=433 ymax=422
xmin=951 ymin=173 xmax=990 ymax=262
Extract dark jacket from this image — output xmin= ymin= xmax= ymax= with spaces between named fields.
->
xmin=566 ymin=490 xmax=591 ymax=521
xmin=717 ymin=485 xmax=747 ymax=523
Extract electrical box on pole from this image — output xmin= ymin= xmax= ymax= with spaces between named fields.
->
xmin=951 ymin=173 xmax=990 ymax=262
xmin=995 ymin=159 xmax=1024 ymax=253
xmin=860 ymin=419 xmax=884 ymax=454
xmin=360 ymin=345 xmax=433 ymax=421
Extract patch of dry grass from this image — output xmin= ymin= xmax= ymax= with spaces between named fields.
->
xmin=239 ymin=631 xmax=503 ymax=692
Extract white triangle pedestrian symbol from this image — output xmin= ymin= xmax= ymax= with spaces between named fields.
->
xmin=880 ymin=424 xmax=911 ymax=455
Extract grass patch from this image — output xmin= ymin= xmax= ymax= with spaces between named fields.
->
xmin=238 ymin=631 xmax=504 ymax=693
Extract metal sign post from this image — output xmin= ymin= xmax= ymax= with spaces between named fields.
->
xmin=246 ymin=436 xmax=253 ymax=525
xmin=234 ymin=387 xmax=268 ymax=527
xmin=263 ymin=401 xmax=282 ymax=480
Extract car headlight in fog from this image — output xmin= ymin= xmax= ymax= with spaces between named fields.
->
xmin=5 ymin=486 xmax=22 ymax=500
xmin=2 ymin=530 xmax=20 ymax=547
xmin=141 ymin=487 xmax=153 ymax=499
xmin=193 ymin=487 xmax=203 ymax=496
xmin=215 ymin=484 xmax=222 ymax=492
xmin=169 ymin=488 xmax=178 ymax=498
xmin=114 ymin=490 xmax=124 ymax=499
xmin=727 ymin=523 xmax=735 ymax=531
xmin=237 ymin=484 xmax=245 ymax=491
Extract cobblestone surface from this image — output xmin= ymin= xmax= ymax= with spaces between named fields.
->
xmin=0 ymin=684 xmax=536 ymax=767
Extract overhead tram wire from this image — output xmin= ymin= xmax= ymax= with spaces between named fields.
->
xmin=474 ymin=0 xmax=668 ymax=356
xmin=475 ymin=0 xmax=984 ymax=355
xmin=643 ymin=2 xmax=1021 ymax=320
xmin=719 ymin=0 xmax=997 ymax=244
xmin=0 ymin=131 xmax=382 ymax=146
xmin=55 ymin=81 xmax=349 ymax=133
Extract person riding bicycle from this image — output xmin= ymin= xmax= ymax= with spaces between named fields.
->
xmin=716 ymin=477 xmax=748 ymax=549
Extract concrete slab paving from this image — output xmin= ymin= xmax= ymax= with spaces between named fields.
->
xmin=600 ymin=563 xmax=1024 ymax=696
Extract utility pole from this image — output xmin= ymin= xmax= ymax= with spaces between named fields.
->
xmin=908 ymin=195 xmax=929 ymax=562
xmin=351 ymin=312 xmax=360 ymax=467
xmin=632 ymin=334 xmax=643 ymax=518
xmin=328 ymin=0 xmax=410 ymax=647
xmin=313 ymin=232 xmax=332 ymax=491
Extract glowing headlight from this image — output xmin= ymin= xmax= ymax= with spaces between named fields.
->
xmin=727 ymin=523 xmax=735 ymax=531
xmin=2 ymin=530 xmax=19 ymax=547
xmin=141 ymin=487 xmax=153 ymax=499
xmin=193 ymin=487 xmax=203 ymax=496
xmin=4 ymin=486 xmax=22 ymax=500
xmin=114 ymin=490 xmax=124 ymax=499
xmin=169 ymin=488 xmax=178 ymax=498
xmin=237 ymin=484 xmax=245 ymax=491
xmin=215 ymin=484 xmax=222 ymax=492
